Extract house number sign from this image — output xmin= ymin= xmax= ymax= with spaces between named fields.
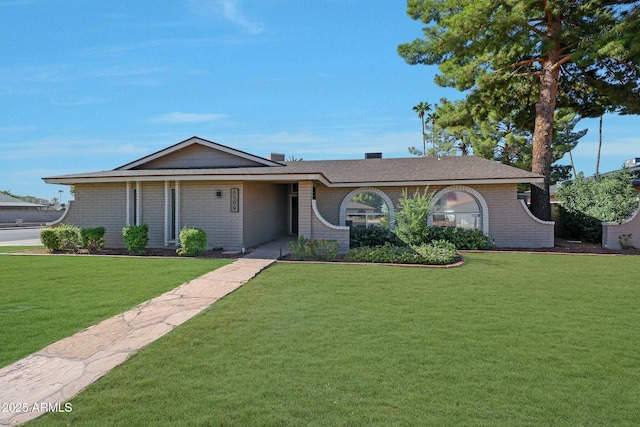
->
xmin=230 ymin=188 xmax=239 ymax=212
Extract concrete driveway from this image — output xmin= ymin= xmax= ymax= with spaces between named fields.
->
xmin=0 ymin=227 xmax=43 ymax=246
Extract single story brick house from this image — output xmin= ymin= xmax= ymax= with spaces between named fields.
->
xmin=44 ymin=136 xmax=554 ymax=251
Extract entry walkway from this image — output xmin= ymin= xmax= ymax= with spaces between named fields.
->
xmin=0 ymin=239 xmax=292 ymax=426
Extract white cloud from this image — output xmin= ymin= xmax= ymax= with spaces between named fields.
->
xmin=190 ymin=0 xmax=264 ymax=34
xmin=147 ymin=112 xmax=228 ymax=124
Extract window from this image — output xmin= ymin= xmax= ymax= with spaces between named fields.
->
xmin=345 ymin=191 xmax=389 ymax=228
xmin=432 ymin=191 xmax=481 ymax=230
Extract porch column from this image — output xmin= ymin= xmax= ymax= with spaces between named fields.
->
xmin=164 ymin=181 xmax=170 ymax=246
xmin=174 ymin=181 xmax=181 ymax=246
xmin=135 ymin=181 xmax=142 ymax=226
xmin=298 ymin=181 xmax=313 ymax=238
xmin=125 ymin=182 xmax=131 ymax=226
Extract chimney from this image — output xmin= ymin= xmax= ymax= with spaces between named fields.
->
xmin=269 ymin=153 xmax=285 ymax=161
xmin=365 ymin=152 xmax=382 ymax=159
xmin=624 ymin=158 xmax=640 ymax=168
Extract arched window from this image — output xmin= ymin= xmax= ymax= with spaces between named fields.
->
xmin=429 ymin=186 xmax=489 ymax=233
xmin=339 ymin=187 xmax=395 ymax=230
xmin=432 ymin=191 xmax=481 ymax=229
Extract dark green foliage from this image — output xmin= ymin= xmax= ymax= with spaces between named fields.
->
xmin=345 ymin=241 xmax=458 ymax=265
xmin=349 ymin=226 xmax=401 ymax=248
xmin=80 ymin=227 xmax=106 ymax=252
xmin=424 ymin=226 xmax=494 ymax=250
xmin=177 ymin=227 xmax=207 ymax=257
xmin=557 ymin=205 xmax=602 ymax=244
xmin=556 ymin=169 xmax=638 ymax=242
xmin=122 ymin=224 xmax=149 ymax=255
xmin=40 ymin=228 xmax=60 ymax=252
xmin=288 ymin=236 xmax=339 ymax=261
xmin=345 ymin=243 xmax=423 ymax=264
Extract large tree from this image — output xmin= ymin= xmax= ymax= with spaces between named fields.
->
xmin=398 ymin=0 xmax=640 ymax=220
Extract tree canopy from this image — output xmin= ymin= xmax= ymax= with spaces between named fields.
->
xmin=399 ymin=0 xmax=640 ymax=220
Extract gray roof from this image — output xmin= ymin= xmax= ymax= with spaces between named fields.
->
xmin=43 ymin=155 xmax=543 ymax=187
xmin=0 ymin=193 xmax=46 ymax=208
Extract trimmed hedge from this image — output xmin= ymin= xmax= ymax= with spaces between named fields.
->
xmin=80 ymin=226 xmax=106 ymax=252
xmin=40 ymin=225 xmax=82 ymax=252
xmin=345 ymin=241 xmax=458 ymax=265
xmin=177 ymin=227 xmax=207 ymax=257
xmin=122 ymin=224 xmax=149 ymax=255
xmin=349 ymin=226 xmax=401 ymax=248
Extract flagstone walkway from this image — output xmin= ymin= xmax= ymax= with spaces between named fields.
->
xmin=0 ymin=238 xmax=293 ymax=426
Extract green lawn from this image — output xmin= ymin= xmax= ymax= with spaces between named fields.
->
xmin=30 ymin=253 xmax=640 ymax=426
xmin=0 ymin=255 xmax=231 ymax=367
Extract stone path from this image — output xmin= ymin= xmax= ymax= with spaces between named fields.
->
xmin=0 ymin=253 xmax=282 ymax=426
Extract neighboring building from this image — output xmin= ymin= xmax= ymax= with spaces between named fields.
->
xmin=0 ymin=193 xmax=65 ymax=225
xmin=43 ymin=136 xmax=554 ymax=251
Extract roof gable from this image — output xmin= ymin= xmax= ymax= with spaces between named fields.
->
xmin=116 ymin=136 xmax=283 ymax=170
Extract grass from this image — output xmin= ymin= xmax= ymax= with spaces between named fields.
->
xmin=30 ymin=253 xmax=640 ymax=426
xmin=0 ymin=255 xmax=231 ymax=367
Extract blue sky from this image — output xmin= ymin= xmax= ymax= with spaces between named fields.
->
xmin=1 ymin=0 xmax=638 ymax=200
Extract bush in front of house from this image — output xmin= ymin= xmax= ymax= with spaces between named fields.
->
xmin=345 ymin=243 xmax=423 ymax=264
xmin=556 ymin=169 xmax=638 ymax=243
xmin=122 ymin=224 xmax=149 ymax=255
xmin=393 ymin=187 xmax=436 ymax=246
xmin=345 ymin=240 xmax=458 ymax=265
xmin=411 ymin=239 xmax=458 ymax=265
xmin=177 ymin=227 xmax=207 ymax=257
xmin=288 ymin=235 xmax=340 ymax=261
xmin=349 ymin=225 xmax=401 ymax=248
xmin=424 ymin=226 xmax=494 ymax=250
xmin=40 ymin=228 xmax=60 ymax=252
xmin=55 ymin=224 xmax=82 ymax=251
xmin=80 ymin=226 xmax=106 ymax=252
xmin=557 ymin=205 xmax=602 ymax=243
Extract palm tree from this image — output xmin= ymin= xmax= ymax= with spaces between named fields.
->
xmin=412 ymin=102 xmax=431 ymax=157
xmin=426 ymin=109 xmax=439 ymax=155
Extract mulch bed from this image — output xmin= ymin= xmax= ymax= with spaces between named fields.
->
xmin=14 ymin=238 xmax=640 ymax=258
xmin=492 ymin=238 xmax=640 ymax=255
xmin=17 ymin=247 xmax=244 ymax=259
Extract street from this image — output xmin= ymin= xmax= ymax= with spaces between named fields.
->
xmin=0 ymin=228 xmax=43 ymax=246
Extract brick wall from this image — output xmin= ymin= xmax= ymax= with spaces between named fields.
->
xmin=315 ymin=183 xmax=554 ymax=248
xmin=310 ymin=200 xmax=350 ymax=252
xmin=602 ymin=208 xmax=640 ymax=249
xmin=62 ymin=183 xmax=127 ymax=248
xmin=243 ymin=182 xmax=288 ymax=248
xmin=180 ymin=181 xmax=244 ymax=251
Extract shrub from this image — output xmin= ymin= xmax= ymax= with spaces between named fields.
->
xmin=556 ymin=169 xmax=638 ymax=242
xmin=345 ymin=241 xmax=459 ymax=265
xmin=177 ymin=227 xmax=207 ymax=257
xmin=55 ymin=224 xmax=82 ymax=251
xmin=425 ymin=226 xmax=494 ymax=250
xmin=40 ymin=228 xmax=60 ymax=252
xmin=288 ymin=235 xmax=340 ymax=261
xmin=393 ymin=187 xmax=436 ymax=246
xmin=557 ymin=205 xmax=602 ymax=243
xmin=80 ymin=226 xmax=106 ymax=252
xmin=122 ymin=224 xmax=149 ymax=255
xmin=349 ymin=225 xmax=400 ymax=248
xmin=345 ymin=243 xmax=423 ymax=264
xmin=411 ymin=240 xmax=458 ymax=265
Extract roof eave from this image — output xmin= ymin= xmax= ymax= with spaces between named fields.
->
xmin=44 ymin=175 xmax=543 ymax=187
